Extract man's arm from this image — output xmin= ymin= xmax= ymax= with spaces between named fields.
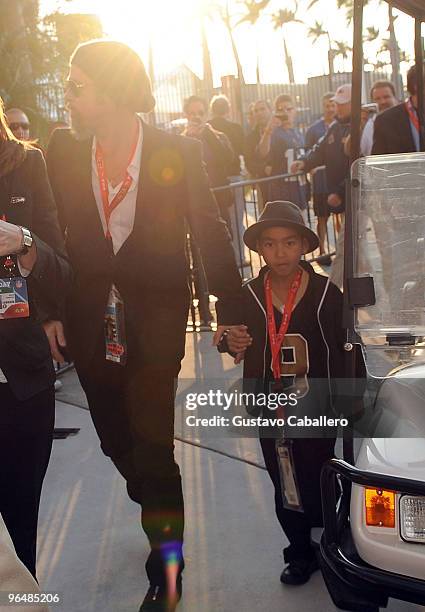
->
xmin=181 ymin=137 xmax=244 ymax=325
xmin=244 ymin=131 xmax=265 ymax=176
xmin=25 ymin=149 xmax=72 ymax=314
xmin=303 ymin=129 xmax=328 ymax=172
xmin=304 ymin=124 xmax=317 ymax=151
xmin=202 ymin=126 xmax=235 ymax=170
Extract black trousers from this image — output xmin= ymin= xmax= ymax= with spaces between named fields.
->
xmin=260 ymin=436 xmax=335 ymax=563
xmin=0 ymin=383 xmax=55 ymax=578
xmin=77 ymin=351 xmax=184 ymax=586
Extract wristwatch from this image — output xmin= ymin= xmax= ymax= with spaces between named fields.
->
xmin=19 ymin=227 xmax=33 ymax=255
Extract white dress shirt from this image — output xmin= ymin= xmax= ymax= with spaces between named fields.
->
xmin=91 ymin=117 xmax=143 ymax=255
xmin=360 ymin=115 xmax=376 ymax=157
xmin=0 ymin=120 xmax=144 ymax=384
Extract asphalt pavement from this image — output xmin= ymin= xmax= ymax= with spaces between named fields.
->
xmin=35 ymin=332 xmax=424 ymax=612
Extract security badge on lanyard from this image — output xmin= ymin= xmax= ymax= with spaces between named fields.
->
xmin=0 ymin=212 xmax=29 ymax=320
xmin=265 ymin=268 xmax=303 ymax=512
xmin=95 ymin=124 xmax=139 ymax=365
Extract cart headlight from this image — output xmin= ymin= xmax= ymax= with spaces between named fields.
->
xmin=365 ymin=488 xmax=395 ymax=527
xmin=400 ymin=496 xmax=425 ymax=542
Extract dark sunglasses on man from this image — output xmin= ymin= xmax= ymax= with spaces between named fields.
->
xmin=64 ymin=79 xmax=86 ymax=98
xmin=9 ymin=122 xmax=30 ymax=131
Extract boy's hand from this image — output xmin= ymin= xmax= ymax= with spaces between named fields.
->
xmin=226 ymin=325 xmax=252 ymax=354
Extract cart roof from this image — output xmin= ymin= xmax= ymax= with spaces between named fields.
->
xmin=386 ymin=0 xmax=425 ymax=20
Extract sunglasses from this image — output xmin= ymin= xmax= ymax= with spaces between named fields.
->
xmin=9 ymin=122 xmax=30 ymax=131
xmin=64 ymin=79 xmax=87 ymax=97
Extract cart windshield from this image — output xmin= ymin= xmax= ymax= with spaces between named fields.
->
xmin=352 ymin=153 xmax=425 ymax=377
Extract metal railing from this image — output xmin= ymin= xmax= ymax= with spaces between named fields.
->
xmin=187 ymin=172 xmax=340 ymax=330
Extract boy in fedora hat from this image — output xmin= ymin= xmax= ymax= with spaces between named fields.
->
xmin=218 ymin=200 xmax=347 ymax=586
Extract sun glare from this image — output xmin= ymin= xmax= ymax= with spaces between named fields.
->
xmin=40 ymin=0 xmax=418 ymax=86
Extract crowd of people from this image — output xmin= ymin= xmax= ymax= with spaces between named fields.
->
xmin=173 ymin=67 xmax=423 ymax=286
xmin=0 ymin=35 xmax=423 ymax=611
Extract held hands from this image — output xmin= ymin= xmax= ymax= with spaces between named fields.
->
xmin=0 ymin=220 xmax=23 ymax=256
xmin=213 ymin=325 xmax=253 ymax=365
xmin=327 ymin=193 xmax=342 ymax=208
xmin=43 ymin=320 xmax=67 ymax=364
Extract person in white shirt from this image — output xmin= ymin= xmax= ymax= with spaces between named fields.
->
xmin=361 ymin=80 xmax=398 ymax=156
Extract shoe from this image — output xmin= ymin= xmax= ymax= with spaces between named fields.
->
xmin=280 ymin=556 xmax=319 ymax=586
xmin=54 ymin=379 xmax=63 ymax=392
xmin=139 ymin=578 xmax=182 ymax=611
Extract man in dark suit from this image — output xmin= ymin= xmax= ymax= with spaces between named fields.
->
xmin=372 ymin=63 xmax=423 ymax=155
xmin=46 ymin=40 xmax=243 ymax=611
xmin=0 ymin=107 xmax=71 ymax=578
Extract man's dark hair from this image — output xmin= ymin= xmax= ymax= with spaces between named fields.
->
xmin=183 ymin=95 xmax=208 ymax=114
xmin=322 ymin=92 xmax=335 ymax=102
xmin=274 ymin=93 xmax=293 ymax=110
xmin=406 ymin=62 xmax=425 ymax=96
xmin=370 ymin=80 xmax=396 ymax=99
xmin=70 ymin=39 xmax=155 ymax=113
xmin=210 ymin=95 xmax=230 ymax=116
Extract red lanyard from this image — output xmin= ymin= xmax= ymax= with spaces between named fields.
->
xmin=265 ymin=269 xmax=302 ymax=381
xmin=95 ymin=122 xmax=139 ymax=239
xmin=405 ymin=98 xmax=419 ymax=133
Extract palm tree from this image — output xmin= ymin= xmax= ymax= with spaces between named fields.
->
xmin=364 ymin=26 xmax=379 ymax=44
xmin=201 ymin=21 xmax=214 ymax=92
xmin=333 ymin=39 xmax=352 ymax=70
xmin=386 ymin=3 xmax=402 ymax=99
xmin=308 ymin=20 xmax=335 ymax=89
xmin=310 ymin=0 xmax=403 ymax=98
xmin=271 ymin=3 xmax=303 ymax=84
xmin=210 ymin=1 xmax=245 ymax=85
xmin=235 ymin=0 xmax=270 ymax=83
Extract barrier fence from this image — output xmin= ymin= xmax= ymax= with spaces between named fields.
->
xmin=186 ymin=172 xmax=340 ymax=331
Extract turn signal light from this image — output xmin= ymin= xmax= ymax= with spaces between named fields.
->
xmin=365 ymin=488 xmax=396 ymax=527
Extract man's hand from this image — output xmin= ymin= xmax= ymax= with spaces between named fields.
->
xmin=328 ymin=193 xmax=342 ymax=208
xmin=265 ymin=116 xmax=282 ymax=134
xmin=0 ymin=220 xmax=24 ymax=256
xmin=43 ymin=320 xmax=67 ymax=363
xmin=290 ymin=160 xmax=305 ymax=174
xmin=213 ymin=325 xmax=252 ymax=365
xmin=185 ymin=120 xmax=205 ymax=138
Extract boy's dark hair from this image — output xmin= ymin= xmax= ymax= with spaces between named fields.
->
xmin=183 ymin=95 xmax=208 ymax=114
xmin=407 ymin=62 xmax=425 ymax=96
xmin=70 ymin=39 xmax=155 ymax=113
xmin=370 ymin=80 xmax=396 ymax=99
xmin=210 ymin=95 xmax=230 ymax=116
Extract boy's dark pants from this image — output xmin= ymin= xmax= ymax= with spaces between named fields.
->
xmin=260 ymin=436 xmax=335 ymax=563
xmin=0 ymin=384 xmax=55 ymax=578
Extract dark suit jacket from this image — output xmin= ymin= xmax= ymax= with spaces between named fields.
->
xmin=372 ymin=103 xmax=417 ymax=155
xmin=46 ymin=123 xmax=243 ymax=373
xmin=0 ymin=148 xmax=72 ymax=400
xmin=208 ymin=117 xmax=244 ymax=175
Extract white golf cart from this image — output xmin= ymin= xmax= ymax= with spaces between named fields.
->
xmin=320 ymin=152 xmax=425 ymax=611
xmin=319 ymin=2 xmax=425 ymax=610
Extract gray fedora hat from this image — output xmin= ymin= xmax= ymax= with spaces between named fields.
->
xmin=243 ymin=201 xmax=319 ymax=253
